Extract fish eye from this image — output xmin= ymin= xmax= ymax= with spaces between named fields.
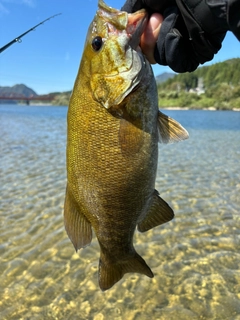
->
xmin=92 ymin=36 xmax=103 ymax=52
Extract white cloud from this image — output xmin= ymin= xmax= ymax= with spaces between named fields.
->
xmin=0 ymin=2 xmax=9 ymax=14
xmin=0 ymin=0 xmax=36 ymax=8
xmin=0 ymin=0 xmax=36 ymax=15
xmin=22 ymin=0 xmax=35 ymax=7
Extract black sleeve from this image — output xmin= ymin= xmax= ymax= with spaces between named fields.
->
xmin=153 ymin=7 xmax=200 ymax=72
xmin=228 ymin=0 xmax=240 ymax=40
xmin=121 ymin=0 xmax=175 ymax=13
xmin=174 ymin=0 xmax=228 ymax=64
xmin=155 ymin=0 xmax=236 ymax=72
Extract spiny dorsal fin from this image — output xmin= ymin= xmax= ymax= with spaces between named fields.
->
xmin=98 ymin=248 xmax=153 ymax=291
xmin=64 ymin=184 xmax=92 ymax=251
xmin=158 ymin=111 xmax=189 ymax=144
xmin=137 ymin=190 xmax=174 ymax=232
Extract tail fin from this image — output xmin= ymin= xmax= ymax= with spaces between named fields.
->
xmin=98 ymin=250 xmax=153 ymax=291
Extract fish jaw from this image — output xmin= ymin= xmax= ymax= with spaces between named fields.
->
xmin=85 ymin=1 xmax=148 ymax=109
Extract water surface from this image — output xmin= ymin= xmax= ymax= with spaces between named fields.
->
xmin=0 ymin=105 xmax=240 ymax=319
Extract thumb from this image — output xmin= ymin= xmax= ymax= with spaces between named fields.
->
xmin=141 ymin=13 xmax=163 ymax=64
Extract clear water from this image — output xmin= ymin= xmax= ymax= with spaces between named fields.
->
xmin=0 ymin=105 xmax=240 ymax=320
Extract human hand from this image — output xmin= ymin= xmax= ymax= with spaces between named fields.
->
xmin=122 ymin=0 xmax=171 ymax=64
xmin=122 ymin=0 xmax=229 ymax=72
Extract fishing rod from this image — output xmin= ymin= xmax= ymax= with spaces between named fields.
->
xmin=0 ymin=13 xmax=61 ymax=54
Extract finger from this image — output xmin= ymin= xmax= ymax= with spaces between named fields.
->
xmin=140 ymin=13 xmax=163 ymax=64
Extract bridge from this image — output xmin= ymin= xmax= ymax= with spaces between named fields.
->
xmin=0 ymin=94 xmax=56 ymax=105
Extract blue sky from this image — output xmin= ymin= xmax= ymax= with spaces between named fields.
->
xmin=0 ymin=0 xmax=239 ymax=94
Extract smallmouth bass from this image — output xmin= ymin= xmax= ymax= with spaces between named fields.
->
xmin=64 ymin=0 xmax=189 ymax=291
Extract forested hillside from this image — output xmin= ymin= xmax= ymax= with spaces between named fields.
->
xmin=157 ymin=58 xmax=240 ymax=110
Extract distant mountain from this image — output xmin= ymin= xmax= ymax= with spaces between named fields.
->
xmin=0 ymin=84 xmax=37 ymax=98
xmin=155 ymin=72 xmax=175 ymax=84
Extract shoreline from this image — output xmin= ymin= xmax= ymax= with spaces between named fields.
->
xmin=161 ymin=106 xmax=240 ymax=111
xmin=1 ymin=103 xmax=239 ymax=111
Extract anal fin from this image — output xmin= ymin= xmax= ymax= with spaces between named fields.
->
xmin=64 ymin=184 xmax=92 ymax=251
xmin=138 ymin=190 xmax=174 ymax=232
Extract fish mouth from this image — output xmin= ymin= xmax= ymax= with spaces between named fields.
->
xmin=97 ymin=1 xmax=147 ymax=49
xmin=126 ymin=10 xmax=148 ymax=50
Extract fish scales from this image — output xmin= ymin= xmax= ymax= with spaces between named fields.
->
xmin=68 ymin=94 xmax=156 ymax=239
xmin=64 ymin=0 xmax=189 ymax=291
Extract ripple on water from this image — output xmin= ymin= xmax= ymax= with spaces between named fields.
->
xmin=1 ymin=107 xmax=240 ymax=319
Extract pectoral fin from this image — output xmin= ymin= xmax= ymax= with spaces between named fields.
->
xmin=64 ymin=184 xmax=92 ymax=251
xmin=158 ymin=111 xmax=189 ymax=143
xmin=138 ymin=190 xmax=174 ymax=232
